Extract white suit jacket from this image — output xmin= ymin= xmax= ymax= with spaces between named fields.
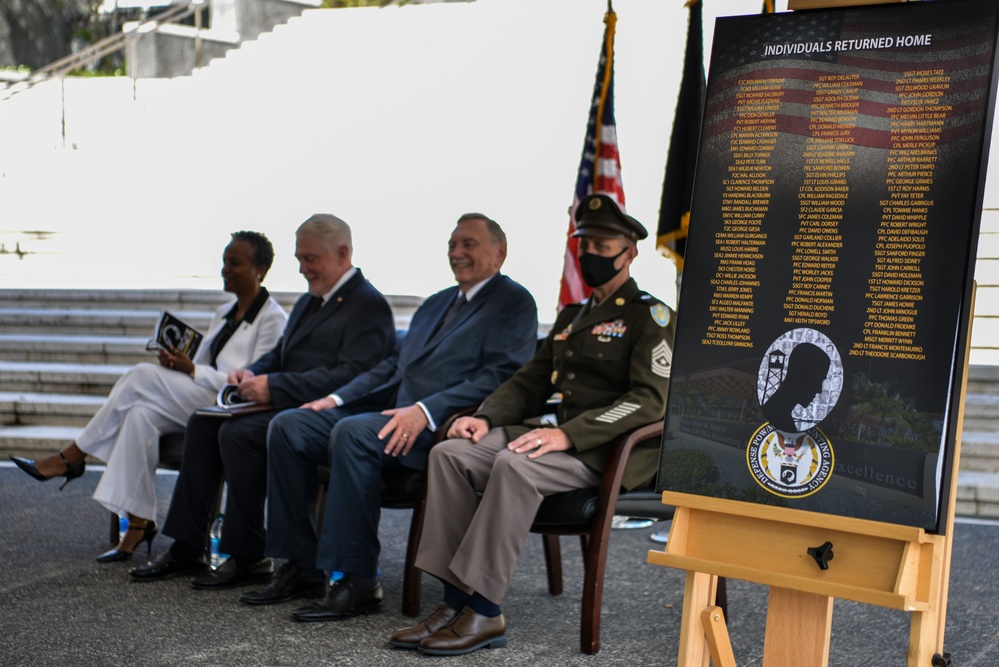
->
xmin=190 ymin=296 xmax=287 ymax=391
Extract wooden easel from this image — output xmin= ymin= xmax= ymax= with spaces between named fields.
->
xmin=648 ymin=287 xmax=974 ymax=666
xmin=646 ymin=0 xmax=976 ymax=662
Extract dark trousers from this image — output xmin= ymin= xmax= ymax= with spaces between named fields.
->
xmin=265 ymin=407 xmax=350 ymax=567
xmin=266 ymin=410 xmax=430 ymax=576
xmin=161 ymin=410 xmax=275 ymax=559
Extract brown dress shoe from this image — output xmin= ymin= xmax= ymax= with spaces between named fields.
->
xmin=417 ymin=606 xmax=508 ymax=656
xmin=388 ymin=603 xmax=459 ymax=649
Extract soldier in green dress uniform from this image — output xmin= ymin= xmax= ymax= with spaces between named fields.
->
xmin=387 ymin=193 xmax=677 ymax=656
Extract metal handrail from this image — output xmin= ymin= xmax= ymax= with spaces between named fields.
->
xmin=0 ymin=1 xmax=207 ymax=100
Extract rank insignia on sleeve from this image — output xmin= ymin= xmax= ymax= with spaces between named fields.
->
xmin=651 ymin=339 xmax=672 ymax=378
xmin=595 ymin=401 xmax=640 ymax=424
xmin=650 ymin=304 xmax=671 ymax=328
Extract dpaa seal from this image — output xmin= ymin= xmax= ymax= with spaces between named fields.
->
xmin=747 ymin=328 xmax=844 ymax=498
xmin=747 ymin=425 xmax=834 ymax=497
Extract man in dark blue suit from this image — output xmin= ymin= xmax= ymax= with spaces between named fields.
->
xmin=239 ymin=213 xmax=538 ymax=617
xmin=130 ymin=214 xmax=396 ymax=586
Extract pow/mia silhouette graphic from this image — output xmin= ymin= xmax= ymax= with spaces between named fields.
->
xmin=747 ymin=328 xmax=844 ymax=498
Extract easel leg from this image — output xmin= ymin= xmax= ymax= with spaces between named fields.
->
xmin=762 ymin=587 xmax=833 ymax=667
xmin=909 ymin=609 xmax=942 ymax=666
xmin=701 ymin=605 xmax=737 ymax=667
xmin=677 ymin=571 xmax=718 ymax=667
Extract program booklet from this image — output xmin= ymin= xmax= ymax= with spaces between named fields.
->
xmin=146 ymin=310 xmax=203 ymax=358
xmin=194 ymin=383 xmax=273 ymax=418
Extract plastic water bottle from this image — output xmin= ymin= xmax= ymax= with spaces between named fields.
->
xmin=118 ymin=516 xmax=129 ymax=543
xmin=330 ymin=568 xmax=380 ymax=584
xmin=209 ymin=512 xmax=229 ymax=570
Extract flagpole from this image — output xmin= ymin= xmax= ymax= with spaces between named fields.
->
xmin=558 ymin=2 xmax=626 ymax=311
xmin=594 ymin=7 xmax=617 ymax=152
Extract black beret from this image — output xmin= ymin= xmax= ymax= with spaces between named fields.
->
xmin=572 ymin=194 xmax=648 ymax=241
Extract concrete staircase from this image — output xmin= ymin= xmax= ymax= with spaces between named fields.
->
xmin=0 ymin=288 xmax=420 ymax=459
xmin=1 ymin=288 xmax=996 ymax=519
xmin=956 ymin=365 xmax=999 ymax=518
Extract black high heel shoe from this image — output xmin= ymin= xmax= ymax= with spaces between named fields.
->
xmin=10 ymin=453 xmax=86 ymax=490
xmin=97 ymin=521 xmax=158 ymax=563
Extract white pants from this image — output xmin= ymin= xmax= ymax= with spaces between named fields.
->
xmin=77 ymin=363 xmax=215 ymax=521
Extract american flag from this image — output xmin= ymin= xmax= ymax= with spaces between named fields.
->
xmin=559 ymin=7 xmax=626 ymax=310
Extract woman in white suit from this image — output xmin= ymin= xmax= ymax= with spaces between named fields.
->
xmin=11 ymin=231 xmax=287 ymax=561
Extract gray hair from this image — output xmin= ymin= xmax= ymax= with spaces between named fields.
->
xmin=297 ymin=213 xmax=353 ymax=253
xmin=456 ymin=212 xmax=506 ymax=245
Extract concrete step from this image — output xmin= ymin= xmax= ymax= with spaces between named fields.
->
xmin=963 ymin=393 xmax=999 ymax=422
xmin=0 ymin=361 xmax=130 ymax=396
xmin=0 ymin=308 xmax=210 ymax=337
xmin=0 ymin=289 xmax=422 ymax=317
xmin=961 ymin=431 xmax=999 ymax=473
xmin=967 ymin=364 xmax=999 ymax=395
xmin=0 ymin=425 xmax=82 ymax=458
xmin=0 ymin=392 xmax=103 ymax=427
xmin=0 ymin=334 xmax=150 ymax=365
xmin=0 ymin=288 xmax=300 ymax=311
xmin=955 ymin=471 xmax=999 ymax=519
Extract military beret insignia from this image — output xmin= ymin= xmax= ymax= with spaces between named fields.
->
xmin=589 ymin=197 xmax=602 ymax=210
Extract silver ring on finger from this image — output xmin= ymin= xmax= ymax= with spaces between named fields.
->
xmin=536 ymin=438 xmax=542 ymax=446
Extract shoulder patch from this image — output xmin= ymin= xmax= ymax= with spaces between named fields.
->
xmin=650 ymin=303 xmax=672 ymax=328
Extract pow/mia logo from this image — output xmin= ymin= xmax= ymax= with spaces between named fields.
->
xmin=746 ymin=424 xmax=834 ymax=498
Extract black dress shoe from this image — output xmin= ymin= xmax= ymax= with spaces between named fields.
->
xmin=97 ymin=521 xmax=158 ymax=563
xmin=130 ymin=550 xmax=208 ymax=582
xmin=239 ymin=562 xmax=327 ymax=605
xmin=190 ymin=557 xmax=274 ymax=590
xmin=290 ymin=579 xmax=382 ymax=622
xmin=10 ymin=454 xmax=85 ymax=490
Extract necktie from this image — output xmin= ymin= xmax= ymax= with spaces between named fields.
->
xmin=296 ymin=295 xmax=323 ymax=331
xmin=433 ymin=293 xmax=466 ymax=337
xmin=443 ymin=293 xmax=466 ymax=327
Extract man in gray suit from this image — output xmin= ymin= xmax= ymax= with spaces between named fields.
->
xmin=239 ymin=213 xmax=538 ymax=619
xmin=130 ymin=214 xmax=396 ymax=586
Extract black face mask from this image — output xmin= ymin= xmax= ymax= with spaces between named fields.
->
xmin=579 ymin=248 xmax=628 ymax=288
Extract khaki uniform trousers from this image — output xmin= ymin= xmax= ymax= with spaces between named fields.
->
xmin=415 ymin=427 xmax=600 ymax=604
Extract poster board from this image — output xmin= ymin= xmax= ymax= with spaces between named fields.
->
xmin=656 ymin=0 xmax=999 ymax=533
